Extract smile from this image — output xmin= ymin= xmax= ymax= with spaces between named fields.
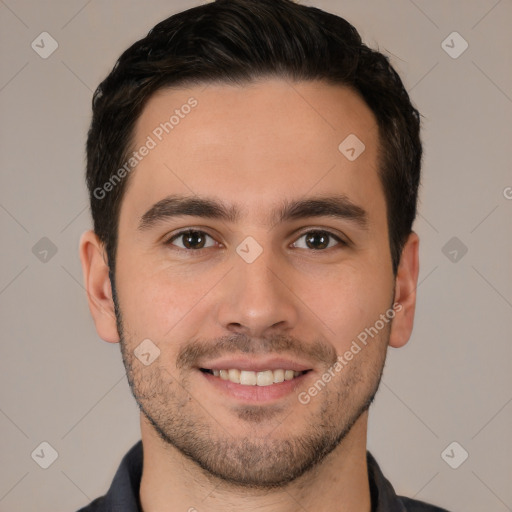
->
xmin=200 ymin=368 xmax=310 ymax=386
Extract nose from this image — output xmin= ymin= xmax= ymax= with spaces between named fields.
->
xmin=215 ymin=246 xmax=299 ymax=338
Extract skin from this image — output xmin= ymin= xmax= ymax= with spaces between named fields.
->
xmin=80 ymin=79 xmax=419 ymax=512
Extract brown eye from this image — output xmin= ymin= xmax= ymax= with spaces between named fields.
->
xmin=292 ymin=230 xmax=345 ymax=250
xmin=167 ymin=230 xmax=216 ymax=250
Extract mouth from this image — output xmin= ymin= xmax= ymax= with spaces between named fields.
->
xmin=198 ymin=366 xmax=313 ymax=403
xmin=199 ymin=368 xmax=311 ymax=386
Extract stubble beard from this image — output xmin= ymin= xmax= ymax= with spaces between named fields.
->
xmin=111 ymin=278 xmax=389 ymax=489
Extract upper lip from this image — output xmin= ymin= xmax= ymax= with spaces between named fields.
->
xmin=198 ymin=356 xmax=314 ymax=372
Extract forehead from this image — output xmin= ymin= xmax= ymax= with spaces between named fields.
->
xmin=121 ymin=79 xmax=383 ymax=229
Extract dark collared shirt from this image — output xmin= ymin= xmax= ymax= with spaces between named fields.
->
xmin=76 ymin=441 xmax=451 ymax=512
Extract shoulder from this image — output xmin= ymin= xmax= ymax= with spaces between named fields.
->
xmin=366 ymin=450 xmax=453 ymax=512
xmin=74 ymin=496 xmax=106 ymax=512
xmin=398 ymin=495 xmax=452 ymax=511
xmin=72 ymin=440 xmax=143 ymax=512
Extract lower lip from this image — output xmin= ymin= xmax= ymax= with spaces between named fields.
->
xmin=199 ymin=370 xmax=312 ymax=403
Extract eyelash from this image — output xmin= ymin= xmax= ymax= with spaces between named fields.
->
xmin=164 ymin=228 xmax=348 ymax=253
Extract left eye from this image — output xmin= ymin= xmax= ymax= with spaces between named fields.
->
xmin=166 ymin=230 xmax=217 ymax=250
xmin=291 ymin=230 xmax=344 ymax=250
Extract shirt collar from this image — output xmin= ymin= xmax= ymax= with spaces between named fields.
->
xmin=103 ymin=441 xmax=406 ymax=511
xmin=102 ymin=441 xmax=143 ymax=511
xmin=367 ymin=450 xmax=408 ymax=512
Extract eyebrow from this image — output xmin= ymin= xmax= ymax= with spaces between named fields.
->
xmin=137 ymin=194 xmax=369 ymax=232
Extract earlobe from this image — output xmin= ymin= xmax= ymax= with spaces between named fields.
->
xmin=79 ymin=230 xmax=120 ymax=343
xmin=389 ymin=231 xmax=420 ymax=348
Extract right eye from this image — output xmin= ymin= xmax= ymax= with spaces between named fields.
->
xmin=164 ymin=229 xmax=219 ymax=251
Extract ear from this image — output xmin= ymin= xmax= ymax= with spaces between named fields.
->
xmin=389 ymin=231 xmax=420 ymax=348
xmin=79 ymin=230 xmax=120 ymax=343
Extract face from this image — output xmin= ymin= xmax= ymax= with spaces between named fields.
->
xmin=108 ymin=79 xmax=401 ymax=487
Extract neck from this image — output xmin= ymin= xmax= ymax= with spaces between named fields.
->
xmin=139 ymin=412 xmax=372 ymax=512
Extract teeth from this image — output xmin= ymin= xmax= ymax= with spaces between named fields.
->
xmin=284 ymin=370 xmax=295 ymax=381
xmin=208 ymin=368 xmax=304 ymax=386
xmin=256 ymin=370 xmax=273 ymax=386
xmin=273 ymin=369 xmax=285 ymax=383
xmin=228 ymin=369 xmax=240 ymax=383
xmin=240 ymin=370 xmax=257 ymax=385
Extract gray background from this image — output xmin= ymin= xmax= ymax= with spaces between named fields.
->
xmin=1 ymin=0 xmax=511 ymax=511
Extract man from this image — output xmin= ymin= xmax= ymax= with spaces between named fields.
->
xmin=78 ymin=0 xmax=451 ymax=510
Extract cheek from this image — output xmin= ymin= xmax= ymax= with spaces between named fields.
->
xmin=116 ymin=257 xmax=228 ymax=345
xmin=305 ymin=262 xmax=393 ymax=348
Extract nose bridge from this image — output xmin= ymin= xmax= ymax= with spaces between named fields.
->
xmin=216 ymin=239 xmax=298 ymax=335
